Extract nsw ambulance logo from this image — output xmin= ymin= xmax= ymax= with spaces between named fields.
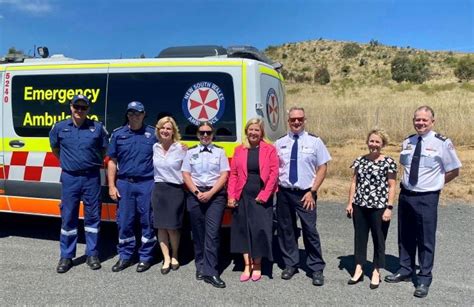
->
xmin=266 ymin=88 xmax=279 ymax=131
xmin=182 ymin=81 xmax=225 ymax=125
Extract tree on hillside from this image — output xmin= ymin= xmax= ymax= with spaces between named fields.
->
xmin=391 ymin=54 xmax=430 ymax=83
xmin=454 ymin=55 xmax=474 ymax=81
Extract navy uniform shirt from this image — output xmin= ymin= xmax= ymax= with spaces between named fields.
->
xmin=49 ymin=118 xmax=109 ymax=172
xmin=181 ymin=143 xmax=230 ymax=187
xmin=400 ymin=130 xmax=462 ymax=192
xmin=107 ymin=125 xmax=157 ymax=178
xmin=275 ymin=131 xmax=331 ymax=190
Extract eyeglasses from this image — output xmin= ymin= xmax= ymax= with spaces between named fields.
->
xmin=198 ymin=130 xmax=213 ymax=136
xmin=72 ymin=105 xmax=89 ymax=111
xmin=289 ymin=117 xmax=305 ymax=123
xmin=127 ymin=111 xmax=144 ymax=116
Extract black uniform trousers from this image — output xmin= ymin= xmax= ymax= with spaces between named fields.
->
xmin=276 ymin=188 xmax=325 ymax=273
xmin=398 ymin=188 xmax=440 ymax=286
xmin=187 ymin=187 xmax=226 ymax=276
xmin=352 ymin=205 xmax=387 ymax=268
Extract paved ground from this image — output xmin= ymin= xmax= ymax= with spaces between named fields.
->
xmin=1 ymin=202 xmax=473 ymax=306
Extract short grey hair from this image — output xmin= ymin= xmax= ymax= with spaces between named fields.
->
xmin=287 ymin=106 xmax=305 ymax=114
xmin=414 ymin=105 xmax=435 ymax=119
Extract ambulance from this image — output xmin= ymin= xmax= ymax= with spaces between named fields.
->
xmin=0 ymin=45 xmax=286 ymax=224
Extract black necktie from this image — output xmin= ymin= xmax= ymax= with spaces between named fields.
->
xmin=200 ymin=146 xmax=211 ymax=153
xmin=409 ymin=136 xmax=422 ymax=186
xmin=289 ymin=134 xmax=299 ymax=184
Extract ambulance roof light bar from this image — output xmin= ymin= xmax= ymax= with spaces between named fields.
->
xmin=157 ymin=45 xmax=227 ymax=58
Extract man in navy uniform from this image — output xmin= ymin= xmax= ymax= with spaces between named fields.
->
xmin=107 ymin=101 xmax=157 ymax=273
xmin=385 ymin=106 xmax=461 ymax=298
xmin=275 ymin=107 xmax=331 ymax=286
xmin=49 ymin=95 xmax=109 ymax=273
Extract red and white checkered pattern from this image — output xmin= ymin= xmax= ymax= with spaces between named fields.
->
xmin=1 ymin=151 xmax=106 ymax=184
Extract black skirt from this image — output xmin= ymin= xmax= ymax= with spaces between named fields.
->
xmin=152 ymin=182 xmax=185 ymax=229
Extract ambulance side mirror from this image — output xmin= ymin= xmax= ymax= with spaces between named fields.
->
xmin=37 ymin=46 xmax=49 ymax=58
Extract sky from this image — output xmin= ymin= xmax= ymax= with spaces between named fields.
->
xmin=0 ymin=0 xmax=473 ymax=60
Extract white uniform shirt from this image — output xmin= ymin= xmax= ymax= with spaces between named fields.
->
xmin=153 ymin=142 xmax=186 ymax=184
xmin=400 ymin=130 xmax=462 ymax=192
xmin=181 ymin=143 xmax=230 ymax=187
xmin=275 ymin=131 xmax=332 ymax=190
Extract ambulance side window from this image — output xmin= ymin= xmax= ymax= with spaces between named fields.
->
xmin=11 ymin=74 xmax=107 ymax=137
xmin=105 ymin=72 xmax=236 ymax=141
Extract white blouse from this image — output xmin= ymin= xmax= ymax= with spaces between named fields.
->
xmin=153 ymin=142 xmax=186 ymax=184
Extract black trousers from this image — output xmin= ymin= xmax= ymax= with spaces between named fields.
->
xmin=398 ymin=188 xmax=440 ymax=286
xmin=352 ymin=205 xmax=387 ymax=268
xmin=276 ymin=188 xmax=325 ymax=273
xmin=187 ymin=188 xmax=226 ymax=276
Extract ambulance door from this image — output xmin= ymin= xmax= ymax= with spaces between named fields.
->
xmin=4 ymin=66 xmax=109 ymax=217
xmin=259 ymin=68 xmax=285 ymax=141
xmin=0 ymin=70 xmax=8 ymax=212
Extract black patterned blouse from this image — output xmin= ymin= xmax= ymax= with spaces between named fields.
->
xmin=351 ymin=155 xmax=397 ymax=209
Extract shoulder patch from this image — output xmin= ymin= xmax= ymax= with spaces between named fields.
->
xmin=435 ymin=133 xmax=447 ymax=141
xmin=405 ymin=133 xmax=416 ymax=140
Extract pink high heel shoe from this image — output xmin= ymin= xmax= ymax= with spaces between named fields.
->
xmin=240 ymin=272 xmax=251 ymax=282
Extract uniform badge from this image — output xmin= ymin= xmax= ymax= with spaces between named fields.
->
xmin=145 ymin=132 xmax=151 ymax=138
xmin=192 ymin=153 xmax=199 ymax=159
xmin=89 ymin=127 xmax=96 ymax=132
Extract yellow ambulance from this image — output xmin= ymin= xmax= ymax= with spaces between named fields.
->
xmin=0 ymin=45 xmax=285 ymax=224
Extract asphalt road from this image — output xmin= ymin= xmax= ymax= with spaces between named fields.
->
xmin=1 ymin=202 xmax=473 ymax=306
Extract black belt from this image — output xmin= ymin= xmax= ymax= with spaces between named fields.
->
xmin=65 ymin=169 xmax=99 ymax=176
xmin=400 ymin=186 xmax=440 ymax=196
xmin=118 ymin=176 xmax=153 ymax=183
xmin=197 ymin=186 xmax=213 ymax=191
xmin=279 ymin=185 xmax=312 ymax=193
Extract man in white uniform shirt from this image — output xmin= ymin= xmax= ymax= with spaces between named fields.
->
xmin=385 ymin=106 xmax=461 ymax=298
xmin=275 ymin=107 xmax=331 ymax=286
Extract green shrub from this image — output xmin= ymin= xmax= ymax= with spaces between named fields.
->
xmin=340 ymin=43 xmax=362 ymax=58
xmin=314 ymin=67 xmax=331 ymax=85
xmin=460 ymin=82 xmax=474 ymax=92
xmin=454 ymin=55 xmax=474 ymax=81
xmin=391 ymin=54 xmax=430 ymax=83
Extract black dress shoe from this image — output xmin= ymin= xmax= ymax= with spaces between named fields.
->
xmin=112 ymin=259 xmax=132 ymax=272
xmin=370 ymin=278 xmax=381 ymax=289
xmin=86 ymin=256 xmax=101 ymax=270
xmin=171 ymin=263 xmax=180 ymax=271
xmin=312 ymin=271 xmax=325 ymax=286
xmin=203 ymin=275 xmax=226 ymax=288
xmin=136 ymin=262 xmax=151 ymax=273
xmin=56 ymin=258 xmax=73 ymax=273
xmin=196 ymin=271 xmax=204 ymax=280
xmin=384 ymin=273 xmax=411 ymax=283
xmin=281 ymin=267 xmax=297 ymax=280
xmin=161 ymin=265 xmax=171 ymax=275
xmin=348 ymin=274 xmax=364 ymax=285
xmin=414 ymin=284 xmax=429 ymax=298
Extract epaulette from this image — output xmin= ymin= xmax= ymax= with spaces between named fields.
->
xmin=112 ymin=126 xmax=123 ymax=132
xmin=277 ymin=134 xmax=287 ymax=140
xmin=308 ymin=133 xmax=319 ymax=138
xmin=435 ymin=133 xmax=447 ymax=142
xmin=405 ymin=133 xmax=416 ymax=139
xmin=146 ymin=124 xmax=155 ymax=129
xmin=189 ymin=145 xmax=198 ymax=149
xmin=213 ymin=144 xmax=223 ymax=148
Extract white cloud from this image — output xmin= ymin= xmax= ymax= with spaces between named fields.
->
xmin=0 ymin=0 xmax=53 ymax=14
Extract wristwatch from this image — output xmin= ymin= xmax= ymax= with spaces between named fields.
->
xmin=194 ymin=190 xmax=200 ymax=195
xmin=387 ymin=205 xmax=394 ymax=210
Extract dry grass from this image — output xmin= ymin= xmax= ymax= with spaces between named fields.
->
xmin=285 ymin=85 xmax=474 ymax=204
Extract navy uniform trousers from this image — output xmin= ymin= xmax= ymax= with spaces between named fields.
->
xmin=60 ymin=170 xmax=101 ymax=258
xmin=276 ymin=188 xmax=325 ymax=273
xmin=398 ymin=188 xmax=440 ymax=286
xmin=116 ymin=178 xmax=156 ymax=262
xmin=187 ymin=188 xmax=226 ymax=276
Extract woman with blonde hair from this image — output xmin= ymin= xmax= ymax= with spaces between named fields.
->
xmin=346 ymin=129 xmax=397 ymax=289
xmin=227 ymin=118 xmax=279 ymax=282
xmin=152 ymin=116 xmax=187 ymax=274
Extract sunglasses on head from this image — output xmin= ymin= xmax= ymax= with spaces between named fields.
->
xmin=289 ymin=117 xmax=304 ymax=123
xmin=198 ymin=130 xmax=213 ymax=136
xmin=72 ymin=104 xmax=89 ymax=111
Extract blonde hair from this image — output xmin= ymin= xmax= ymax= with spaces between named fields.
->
xmin=243 ymin=118 xmax=265 ymax=148
xmin=156 ymin=116 xmax=181 ymax=142
xmin=366 ymin=128 xmax=389 ymax=147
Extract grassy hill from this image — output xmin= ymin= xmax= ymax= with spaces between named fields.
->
xmin=263 ymin=39 xmax=473 ymax=203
